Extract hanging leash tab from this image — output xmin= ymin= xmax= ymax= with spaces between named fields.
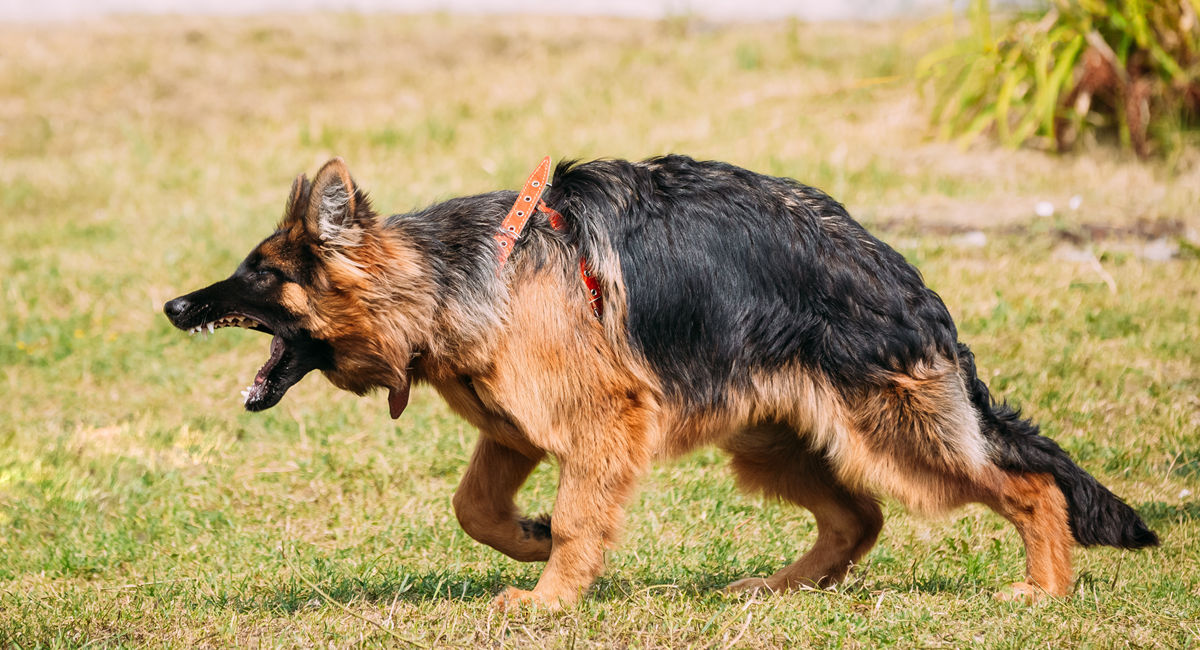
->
xmin=494 ymin=156 xmax=552 ymax=269
xmin=495 ymin=157 xmax=603 ymax=320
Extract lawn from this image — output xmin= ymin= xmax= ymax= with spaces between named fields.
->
xmin=0 ymin=12 xmax=1198 ymax=649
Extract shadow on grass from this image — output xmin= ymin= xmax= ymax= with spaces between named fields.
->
xmin=244 ymin=567 xmax=521 ymax=613
xmin=145 ymin=516 xmax=1198 ymax=616
xmin=257 ymin=569 xmax=763 ymax=612
xmin=245 ymin=558 xmax=1028 ymax=611
xmin=166 ymin=562 xmax=778 ymax=613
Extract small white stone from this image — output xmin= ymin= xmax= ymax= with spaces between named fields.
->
xmin=1035 ymin=201 xmax=1055 ymax=217
xmin=1141 ymin=237 xmax=1177 ymax=262
xmin=1069 ymin=195 xmax=1083 ymax=210
xmin=1180 ymin=489 xmax=1192 ymax=499
xmin=953 ymin=231 xmax=988 ymax=248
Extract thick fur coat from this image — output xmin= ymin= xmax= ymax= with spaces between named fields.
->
xmin=165 ymin=155 xmax=1157 ymax=609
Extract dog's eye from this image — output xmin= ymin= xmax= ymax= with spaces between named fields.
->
xmin=256 ymin=267 xmax=297 ymax=285
xmin=254 ymin=268 xmax=282 ymax=284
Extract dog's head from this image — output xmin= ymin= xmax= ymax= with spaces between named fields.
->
xmin=164 ymin=158 xmax=427 ymax=417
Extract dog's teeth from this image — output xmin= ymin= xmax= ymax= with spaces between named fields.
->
xmin=207 ymin=323 xmax=214 ymax=334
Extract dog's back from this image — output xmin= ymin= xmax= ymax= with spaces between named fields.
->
xmin=166 ymin=154 xmax=1157 ymax=610
xmin=548 ymin=156 xmax=958 ymax=406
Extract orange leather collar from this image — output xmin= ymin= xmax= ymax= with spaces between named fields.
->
xmin=496 ymin=158 xmax=603 ymax=320
xmin=494 ymin=157 xmax=552 ymax=268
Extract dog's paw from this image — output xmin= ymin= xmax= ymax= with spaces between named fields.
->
xmin=724 ymin=578 xmax=774 ymax=595
xmin=994 ymin=581 xmax=1054 ymax=604
xmin=491 ymin=586 xmax=565 ymax=612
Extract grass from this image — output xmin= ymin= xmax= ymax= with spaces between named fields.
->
xmin=1 ymin=12 xmax=1198 ymax=649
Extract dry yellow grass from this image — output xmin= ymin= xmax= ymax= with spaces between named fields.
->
xmin=3 ymin=13 xmax=1196 ymax=228
xmin=0 ymin=12 xmax=1198 ymax=649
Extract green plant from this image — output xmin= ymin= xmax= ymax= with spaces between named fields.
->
xmin=918 ymin=0 xmax=1200 ymax=157
xmin=1 ymin=14 xmax=1196 ymax=647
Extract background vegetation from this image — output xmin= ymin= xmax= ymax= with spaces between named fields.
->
xmin=921 ymin=0 xmax=1200 ymax=159
xmin=0 ymin=12 xmax=1198 ymax=648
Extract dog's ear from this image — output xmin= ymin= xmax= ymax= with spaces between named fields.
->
xmin=283 ymin=173 xmax=309 ymax=223
xmin=304 ymin=157 xmax=365 ymax=246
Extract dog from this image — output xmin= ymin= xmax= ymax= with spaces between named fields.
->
xmin=164 ymin=155 xmax=1157 ymax=609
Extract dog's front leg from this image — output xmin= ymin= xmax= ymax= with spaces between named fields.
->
xmin=453 ymin=435 xmax=552 ymax=562
xmin=493 ymin=447 xmax=642 ymax=611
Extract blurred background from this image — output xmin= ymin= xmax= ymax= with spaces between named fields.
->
xmin=6 ymin=0 xmax=968 ymax=22
xmin=1 ymin=0 xmax=1198 ymax=646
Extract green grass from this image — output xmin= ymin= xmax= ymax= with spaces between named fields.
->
xmin=1 ymin=12 xmax=1198 ymax=649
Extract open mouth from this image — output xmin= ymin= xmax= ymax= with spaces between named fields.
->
xmin=185 ymin=313 xmax=295 ymax=410
xmin=240 ymin=333 xmax=288 ymax=409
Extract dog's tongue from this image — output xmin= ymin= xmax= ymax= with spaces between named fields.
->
xmin=388 ymin=378 xmax=410 ymax=420
xmin=255 ymin=335 xmax=286 ymax=385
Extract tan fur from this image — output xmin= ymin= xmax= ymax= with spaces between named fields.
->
xmin=723 ymin=423 xmax=883 ymax=592
xmin=253 ymin=159 xmax=1081 ymax=610
xmin=837 ymin=362 xmax=993 ymax=516
xmin=453 ymin=437 xmax=550 ymax=562
xmin=982 ymin=471 xmax=1075 ymax=602
xmin=309 ymin=229 xmax=438 ymax=398
xmin=472 ymin=264 xmax=656 ymax=609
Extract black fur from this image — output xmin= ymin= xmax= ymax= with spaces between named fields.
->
xmin=164 ymin=235 xmax=336 ymax=411
xmin=956 ymin=344 xmax=1159 ymax=549
xmin=538 ymin=155 xmax=1154 ymax=551
xmin=385 ymin=192 xmax=517 ymax=303
xmin=543 ymin=156 xmax=959 ymax=410
xmin=519 ymin=514 xmax=553 ymax=541
xmin=168 ymin=154 xmax=1157 ymax=555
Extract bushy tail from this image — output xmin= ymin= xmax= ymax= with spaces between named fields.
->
xmin=957 ymin=343 xmax=1158 ymax=549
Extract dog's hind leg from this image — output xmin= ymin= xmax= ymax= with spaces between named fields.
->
xmin=978 ymin=470 xmax=1074 ymax=601
xmin=724 ymin=423 xmax=883 ymax=593
xmin=453 ymin=435 xmax=552 ymax=562
xmin=844 ymin=357 xmax=1110 ymax=602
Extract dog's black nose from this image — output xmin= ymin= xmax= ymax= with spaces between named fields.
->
xmin=163 ymin=297 xmax=189 ymax=322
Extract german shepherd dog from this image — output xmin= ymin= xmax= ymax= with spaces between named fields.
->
xmin=164 ymin=155 xmax=1157 ymax=609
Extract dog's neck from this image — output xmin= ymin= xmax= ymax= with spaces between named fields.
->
xmin=370 ymin=192 xmax=520 ymax=377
